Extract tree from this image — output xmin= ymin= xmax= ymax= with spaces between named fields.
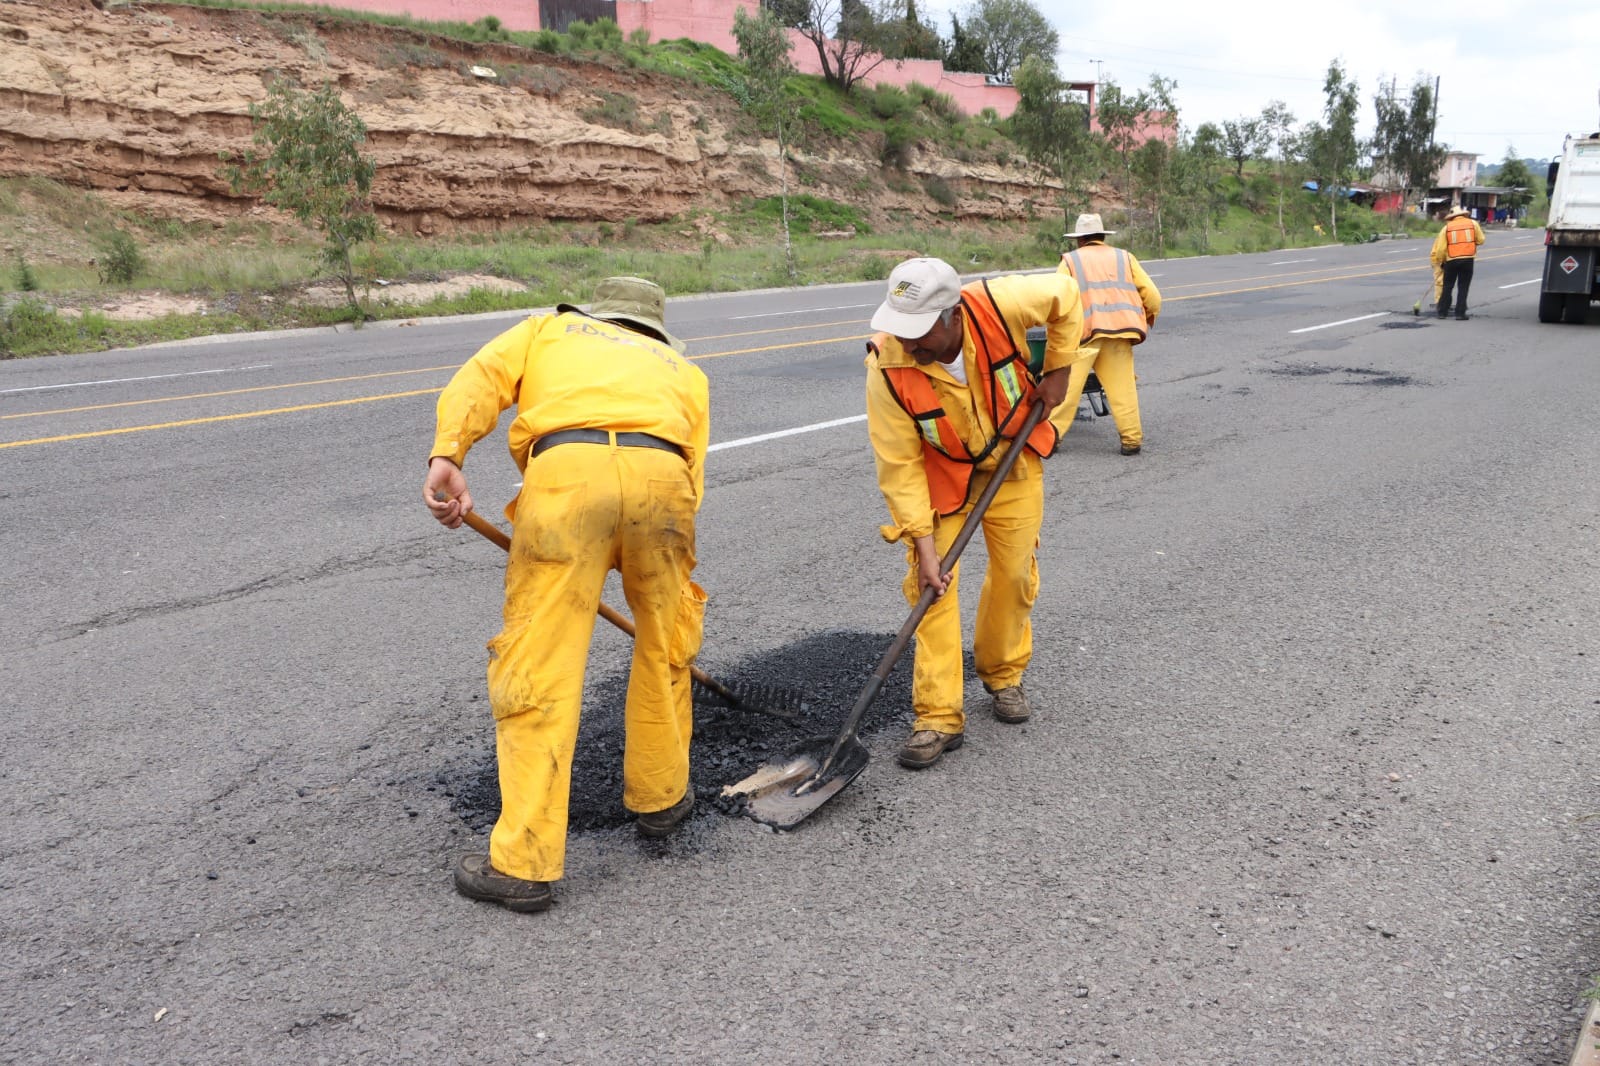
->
xmin=1010 ymin=52 xmax=1099 ymax=232
xmin=900 ymin=0 xmax=944 ymax=60
xmin=1496 ymin=148 xmax=1536 ymax=214
xmin=787 ymin=0 xmax=909 ymax=92
xmin=223 ymin=81 xmax=377 ymax=313
xmin=1370 ymin=75 xmax=1446 ymax=227
xmin=733 ymin=5 xmax=804 ymax=278
xmin=960 ymin=0 xmax=1058 ymax=83
xmin=1303 ymin=60 xmax=1360 ymax=240
xmin=1220 ymin=115 xmax=1266 ymax=180
xmin=943 ymin=12 xmax=986 ymax=73
xmin=1259 ymin=99 xmax=1298 ymax=240
xmin=1178 ymin=122 xmax=1229 ymax=250
xmin=1096 ymin=75 xmax=1176 ymax=241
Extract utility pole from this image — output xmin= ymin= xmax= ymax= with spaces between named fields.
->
xmin=1090 ymin=58 xmax=1103 ymax=84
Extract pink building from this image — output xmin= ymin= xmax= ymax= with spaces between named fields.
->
xmin=270 ymin=0 xmax=1038 ymax=118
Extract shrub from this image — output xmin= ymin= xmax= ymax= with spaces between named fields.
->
xmin=881 ymin=122 xmax=915 ymax=169
xmin=99 ymin=230 xmax=144 ymax=285
xmin=923 ymin=175 xmax=958 ymax=208
xmin=14 ymin=255 xmax=38 ymax=292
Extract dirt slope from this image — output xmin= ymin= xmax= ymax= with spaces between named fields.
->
xmin=0 ymin=0 xmax=1049 ymax=237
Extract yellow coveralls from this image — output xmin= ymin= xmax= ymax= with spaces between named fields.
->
xmin=865 ymin=274 xmax=1092 ymax=735
xmin=431 ymin=312 xmax=710 ymax=883
xmin=1057 ymin=242 xmax=1162 ymax=451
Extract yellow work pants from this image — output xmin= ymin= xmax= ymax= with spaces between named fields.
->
xmin=1060 ymin=337 xmax=1142 ymax=449
xmin=902 ymin=452 xmax=1043 ymax=735
xmin=486 ymin=443 xmax=703 ymax=883
xmin=1432 ymin=263 xmax=1444 ymax=303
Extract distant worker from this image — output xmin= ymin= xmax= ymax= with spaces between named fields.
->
xmin=423 ymin=276 xmax=710 ymax=914
xmin=1056 ymin=213 xmax=1162 ymax=456
xmin=864 ymin=257 xmax=1091 ymax=770
xmin=1432 ymin=204 xmax=1485 ymax=320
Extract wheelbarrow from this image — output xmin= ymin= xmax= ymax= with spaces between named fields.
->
xmin=1027 ymin=326 xmax=1107 ymax=417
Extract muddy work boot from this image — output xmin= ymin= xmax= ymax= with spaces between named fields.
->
xmin=897 ymin=729 xmax=964 ymax=769
xmin=990 ymin=685 xmax=1033 ymax=724
xmin=636 ymin=791 xmax=694 ymax=838
xmin=1120 ymin=443 xmax=1141 ymax=456
xmin=453 ymin=854 xmax=553 ymax=914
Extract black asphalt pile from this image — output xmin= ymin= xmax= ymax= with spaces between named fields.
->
xmin=447 ymin=629 xmax=919 ymax=834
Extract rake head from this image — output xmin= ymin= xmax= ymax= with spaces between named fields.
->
xmin=691 ymin=677 xmax=810 ymax=721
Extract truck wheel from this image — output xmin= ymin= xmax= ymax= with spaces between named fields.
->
xmin=1539 ymin=291 xmax=1563 ymax=322
xmin=1564 ymin=293 xmax=1590 ymax=325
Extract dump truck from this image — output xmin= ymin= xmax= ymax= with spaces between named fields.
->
xmin=1539 ymin=127 xmax=1600 ymax=323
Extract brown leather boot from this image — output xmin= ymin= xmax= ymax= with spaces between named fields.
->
xmin=636 ymin=791 xmax=694 ymax=838
xmin=990 ymin=686 xmax=1032 ymax=723
xmin=897 ymin=729 xmax=964 ymax=769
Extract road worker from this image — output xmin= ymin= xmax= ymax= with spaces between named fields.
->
xmin=865 ymin=257 xmax=1092 ymax=770
xmin=423 ymin=276 xmax=710 ymax=914
xmin=1431 ymin=204 xmax=1485 ymax=319
xmin=1056 ymin=213 xmax=1162 ymax=455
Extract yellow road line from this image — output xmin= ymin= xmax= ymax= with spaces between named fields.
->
xmin=0 ymin=389 xmax=440 ymax=449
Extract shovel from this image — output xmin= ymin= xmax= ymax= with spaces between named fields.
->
xmin=452 ymin=505 xmax=805 ymax=721
xmin=724 ymin=397 xmax=1050 ymax=829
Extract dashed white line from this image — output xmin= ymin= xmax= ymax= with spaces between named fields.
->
xmin=1290 ymin=312 xmax=1390 ymax=334
xmin=1499 ymin=278 xmax=1541 ymax=289
xmin=707 ymin=414 xmax=866 ymax=452
xmin=1271 ymin=259 xmax=1315 ymax=265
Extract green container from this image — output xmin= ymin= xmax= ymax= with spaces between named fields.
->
xmin=1025 ymin=326 xmax=1047 ymax=375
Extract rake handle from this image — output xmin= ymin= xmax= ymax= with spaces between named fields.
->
xmin=455 ymin=508 xmax=739 ymax=703
xmin=812 ymin=398 xmax=1051 ymax=781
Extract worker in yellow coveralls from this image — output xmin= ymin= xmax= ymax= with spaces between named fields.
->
xmin=865 ymin=257 xmax=1092 ymax=770
xmin=423 ymin=276 xmax=710 ymax=914
xmin=1056 ymin=213 xmax=1162 ymax=455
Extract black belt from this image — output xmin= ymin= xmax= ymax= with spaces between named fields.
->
xmin=530 ymin=429 xmax=683 ymax=460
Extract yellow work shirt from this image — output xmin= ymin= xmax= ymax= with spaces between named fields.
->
xmin=430 ymin=311 xmax=711 ymax=505
xmin=865 ymin=272 xmax=1092 ymax=542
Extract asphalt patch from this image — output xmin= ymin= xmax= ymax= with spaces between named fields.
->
xmin=445 ymin=629 xmax=922 ymax=835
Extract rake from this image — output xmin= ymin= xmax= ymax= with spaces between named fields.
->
xmin=453 ymin=506 xmax=807 ymax=721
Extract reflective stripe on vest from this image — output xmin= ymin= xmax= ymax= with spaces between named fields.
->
xmin=1445 ymin=219 xmax=1477 ymax=259
xmin=870 ymin=279 xmax=1060 ymax=516
xmin=1062 ymin=244 xmax=1147 ymax=342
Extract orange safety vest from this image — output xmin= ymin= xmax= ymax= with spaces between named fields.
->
xmin=1060 ymin=243 xmax=1148 ymax=342
xmin=1444 ymin=218 xmax=1478 ymax=259
xmin=868 ymin=280 xmax=1060 ymax=516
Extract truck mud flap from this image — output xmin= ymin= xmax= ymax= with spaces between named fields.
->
xmin=1543 ymin=246 xmax=1597 ymax=295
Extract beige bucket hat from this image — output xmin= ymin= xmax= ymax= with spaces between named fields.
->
xmin=558 ymin=276 xmax=684 ymax=353
xmin=1065 ymin=212 xmax=1115 ymax=239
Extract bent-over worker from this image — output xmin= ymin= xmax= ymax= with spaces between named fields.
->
xmin=423 ymin=276 xmax=710 ymax=914
xmin=1431 ymin=204 xmax=1485 ymax=320
xmin=865 ymin=257 xmax=1092 ymax=770
xmin=1056 ymin=213 xmax=1162 ymax=455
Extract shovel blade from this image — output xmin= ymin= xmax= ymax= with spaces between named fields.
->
xmin=721 ymin=736 xmax=870 ymax=830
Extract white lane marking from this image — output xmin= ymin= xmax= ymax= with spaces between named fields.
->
xmin=1145 ymin=273 xmax=1165 ymax=279
xmin=730 ymin=303 xmax=874 ymax=320
xmin=1384 ymin=249 xmax=1410 ymax=255
xmin=0 ymin=364 xmax=273 ymax=395
xmin=1290 ymin=312 xmax=1390 ymax=334
xmin=1499 ymin=278 xmax=1541 ymax=289
xmin=707 ymin=414 xmax=866 ymax=452
xmin=1272 ymin=259 xmax=1315 ymax=265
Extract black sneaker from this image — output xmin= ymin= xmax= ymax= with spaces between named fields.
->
xmin=453 ymin=855 xmax=553 ymax=913
xmin=637 ymin=791 xmax=694 ymax=838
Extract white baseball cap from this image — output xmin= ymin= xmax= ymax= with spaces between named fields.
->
xmin=870 ymin=257 xmax=962 ymax=338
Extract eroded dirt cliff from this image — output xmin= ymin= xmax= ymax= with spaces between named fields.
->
xmin=0 ymin=0 xmax=1050 ymax=237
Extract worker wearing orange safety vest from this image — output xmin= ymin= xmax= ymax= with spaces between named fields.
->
xmin=865 ymin=257 xmax=1093 ymax=770
xmin=1056 ymin=213 xmax=1163 ymax=455
xmin=423 ymin=276 xmax=709 ymax=914
xmin=1430 ymin=205 xmax=1485 ymax=320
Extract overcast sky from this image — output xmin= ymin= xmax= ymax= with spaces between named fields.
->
xmin=922 ymin=0 xmax=1600 ymax=164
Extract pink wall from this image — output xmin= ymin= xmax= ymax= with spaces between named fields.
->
xmin=616 ymin=0 xmax=747 ymax=54
xmin=783 ymin=42 xmax=1022 ymax=118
